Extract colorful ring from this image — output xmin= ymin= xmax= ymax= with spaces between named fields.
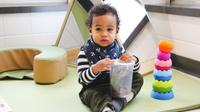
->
xmin=155 ymin=65 xmax=171 ymax=71
xmin=153 ymin=69 xmax=172 ymax=81
xmin=151 ymin=90 xmax=174 ymax=100
xmin=153 ymin=80 xmax=173 ymax=92
xmin=157 ymin=51 xmax=171 ymax=61
xmin=159 ymin=40 xmax=173 ymax=53
xmin=155 ymin=59 xmax=172 ymax=67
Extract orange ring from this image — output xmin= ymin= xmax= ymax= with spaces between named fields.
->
xmin=159 ymin=40 xmax=173 ymax=53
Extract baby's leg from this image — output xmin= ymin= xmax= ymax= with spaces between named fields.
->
xmin=131 ymin=72 xmax=144 ymax=99
xmin=112 ymin=97 xmax=126 ymax=112
xmin=104 ymin=72 xmax=144 ymax=112
xmin=79 ymin=85 xmax=113 ymax=112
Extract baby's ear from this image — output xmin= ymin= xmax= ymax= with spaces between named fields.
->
xmin=88 ymin=28 xmax=92 ymax=35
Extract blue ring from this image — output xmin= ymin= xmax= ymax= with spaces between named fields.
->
xmin=153 ymin=69 xmax=172 ymax=81
xmin=151 ymin=90 xmax=174 ymax=100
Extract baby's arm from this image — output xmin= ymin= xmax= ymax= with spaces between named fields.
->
xmin=91 ymin=58 xmax=115 ymax=74
xmin=77 ymin=51 xmax=97 ymax=85
xmin=77 ymin=51 xmax=114 ymax=85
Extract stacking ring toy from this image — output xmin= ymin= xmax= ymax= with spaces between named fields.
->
xmin=157 ymin=51 xmax=171 ymax=61
xmin=155 ymin=59 xmax=172 ymax=67
xmin=153 ymin=69 xmax=172 ymax=81
xmin=153 ymin=80 xmax=173 ymax=92
xmin=159 ymin=40 xmax=173 ymax=53
xmin=151 ymin=90 xmax=174 ymax=100
xmin=155 ymin=65 xmax=171 ymax=71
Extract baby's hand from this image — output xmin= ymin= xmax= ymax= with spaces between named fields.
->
xmin=92 ymin=58 xmax=115 ymax=75
xmin=119 ymin=53 xmax=136 ymax=63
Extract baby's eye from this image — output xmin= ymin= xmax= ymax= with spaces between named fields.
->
xmin=107 ymin=28 xmax=113 ymax=32
xmin=95 ymin=28 xmax=101 ymax=31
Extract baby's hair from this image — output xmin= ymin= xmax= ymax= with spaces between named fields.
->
xmin=86 ymin=4 xmax=120 ymax=28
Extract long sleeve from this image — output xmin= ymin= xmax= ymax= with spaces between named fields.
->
xmin=77 ymin=50 xmax=98 ymax=85
xmin=133 ymin=55 xmax=140 ymax=72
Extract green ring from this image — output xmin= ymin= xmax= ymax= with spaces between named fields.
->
xmin=153 ymin=80 xmax=173 ymax=93
xmin=153 ymin=85 xmax=172 ymax=93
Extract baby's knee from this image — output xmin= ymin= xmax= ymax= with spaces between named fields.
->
xmin=133 ymin=72 xmax=144 ymax=86
xmin=139 ymin=73 xmax=144 ymax=86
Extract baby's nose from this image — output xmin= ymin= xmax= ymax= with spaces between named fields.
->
xmin=101 ymin=30 xmax=108 ymax=36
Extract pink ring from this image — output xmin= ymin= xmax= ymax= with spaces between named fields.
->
xmin=155 ymin=59 xmax=172 ymax=67
xmin=157 ymin=51 xmax=171 ymax=61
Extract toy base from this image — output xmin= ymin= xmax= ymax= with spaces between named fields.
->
xmin=151 ymin=90 xmax=174 ymax=100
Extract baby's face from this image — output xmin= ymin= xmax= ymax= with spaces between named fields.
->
xmin=90 ymin=13 xmax=118 ymax=47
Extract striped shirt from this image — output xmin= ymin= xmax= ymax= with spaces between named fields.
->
xmin=77 ymin=50 xmax=140 ymax=85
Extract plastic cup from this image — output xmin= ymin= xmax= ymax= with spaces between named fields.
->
xmin=110 ymin=61 xmax=135 ymax=97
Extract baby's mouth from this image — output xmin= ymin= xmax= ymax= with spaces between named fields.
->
xmin=100 ymin=39 xmax=109 ymax=42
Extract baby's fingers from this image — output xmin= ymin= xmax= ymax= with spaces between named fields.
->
xmin=104 ymin=58 xmax=115 ymax=64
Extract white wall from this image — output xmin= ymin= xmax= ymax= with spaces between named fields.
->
xmin=141 ymin=0 xmax=170 ymax=5
xmin=147 ymin=12 xmax=200 ymax=61
xmin=0 ymin=11 xmax=66 ymax=47
xmin=126 ymin=12 xmax=200 ymax=74
xmin=172 ymin=0 xmax=200 ymax=5
xmin=0 ymin=0 xmax=67 ymax=6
